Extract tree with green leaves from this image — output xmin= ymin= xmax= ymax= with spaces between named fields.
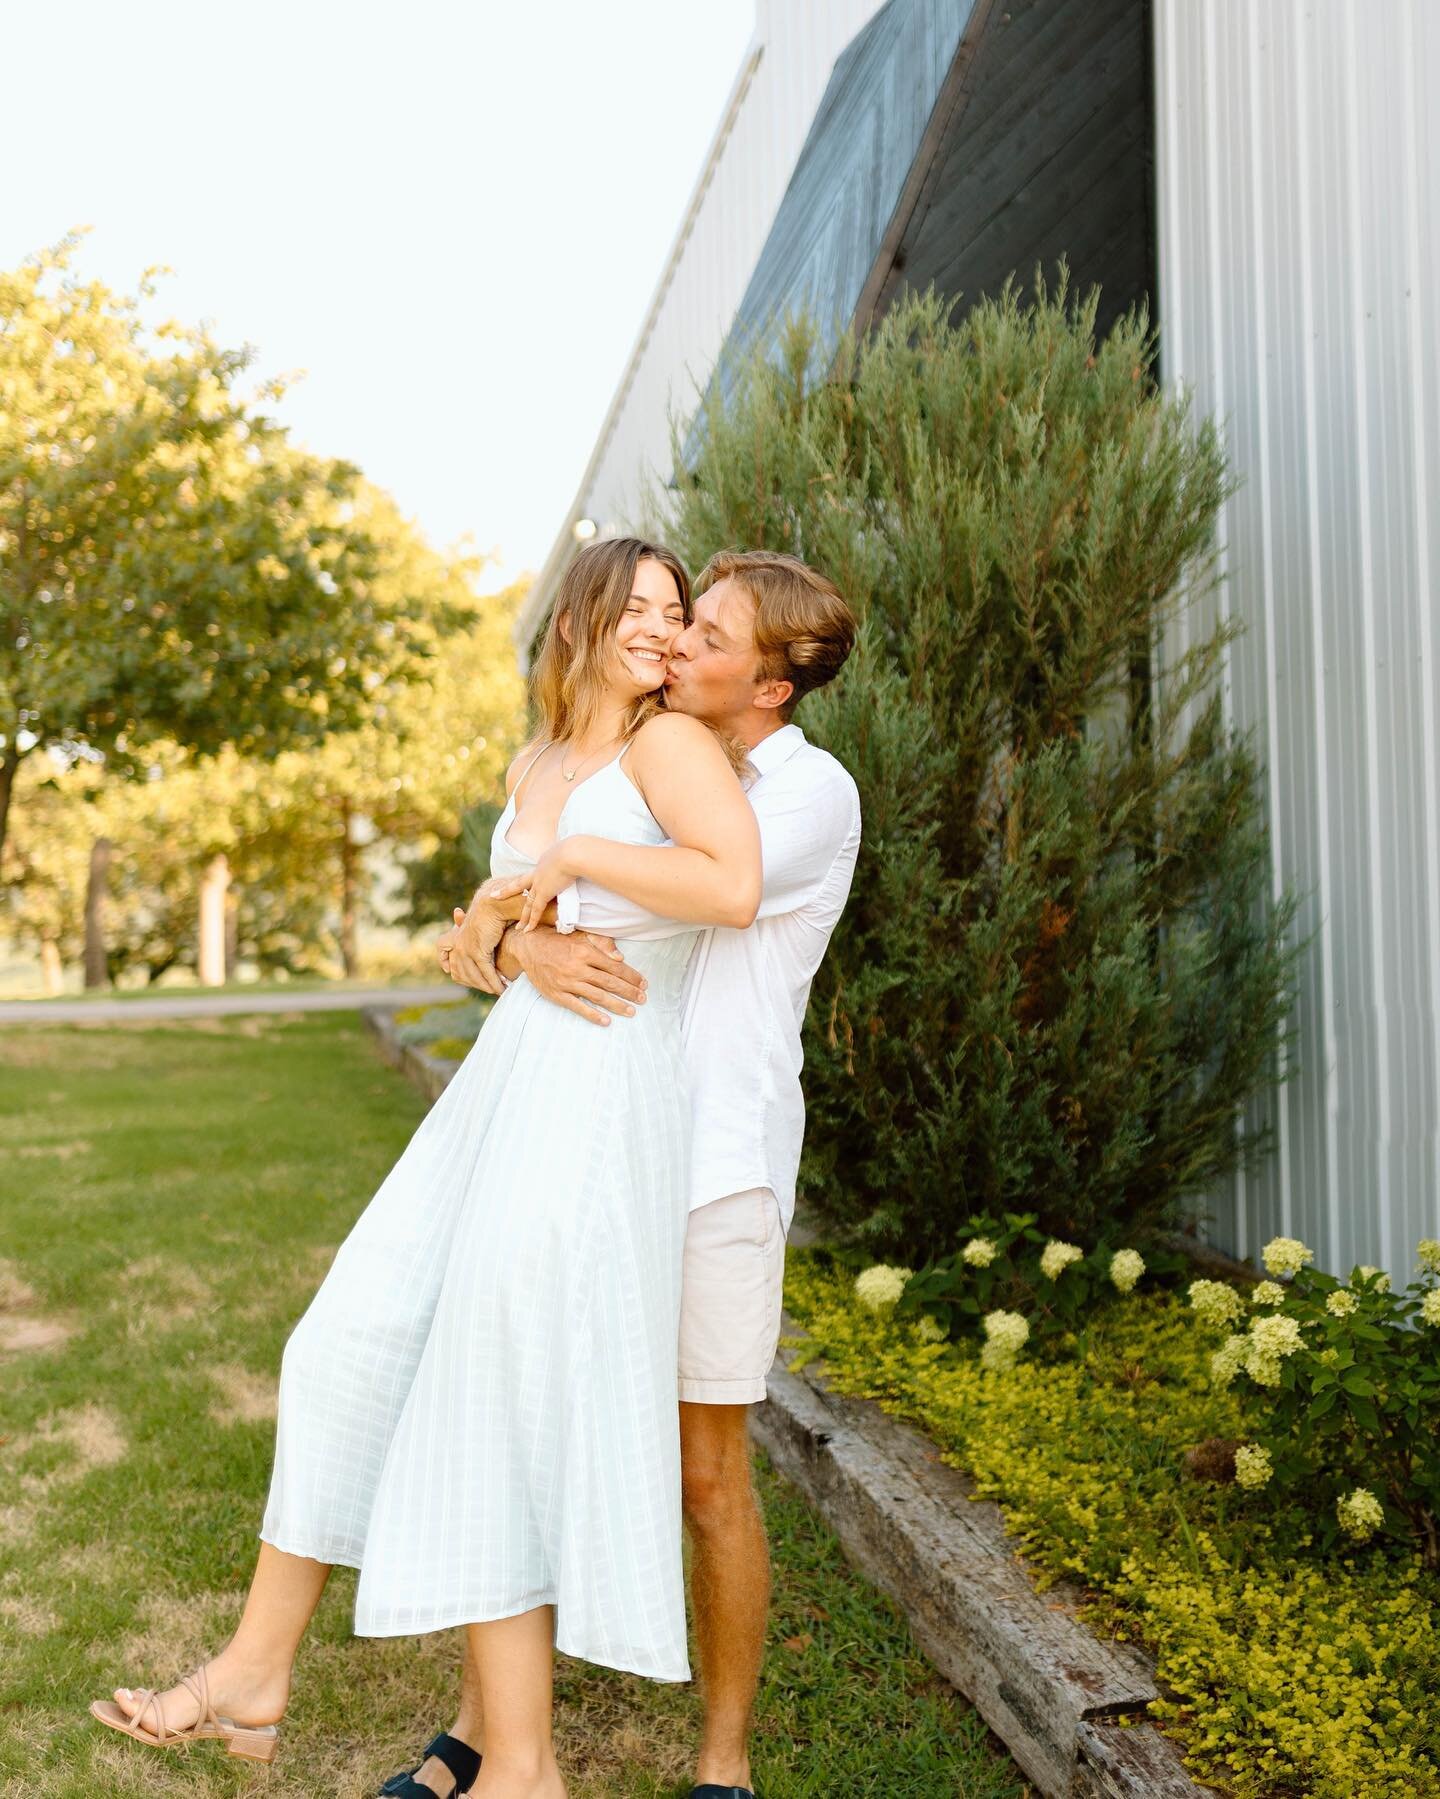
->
xmin=662 ymin=280 xmax=1300 ymax=1257
xmin=0 ymin=234 xmax=462 ymax=863
xmin=0 ymin=557 xmax=524 ymax=987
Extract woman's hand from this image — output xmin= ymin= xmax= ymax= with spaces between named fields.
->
xmin=481 ymin=873 xmax=531 ymax=907
xmin=519 ymin=840 xmax=588 ymax=933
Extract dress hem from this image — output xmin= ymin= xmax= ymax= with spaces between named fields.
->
xmin=356 ymin=1597 xmax=692 ymax=1684
xmin=258 ymin=1529 xmax=363 ymax=1572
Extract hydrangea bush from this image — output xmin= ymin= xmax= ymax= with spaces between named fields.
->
xmin=856 ymin=1209 xmax=1185 ymax=1358
xmin=787 ymin=1250 xmax=1440 ymax=1797
xmin=1187 ymin=1236 xmax=1440 ymax=1566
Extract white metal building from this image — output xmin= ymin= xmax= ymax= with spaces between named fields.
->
xmin=513 ymin=0 xmax=887 ymax=663
xmin=520 ymin=0 xmax=1440 ymax=1279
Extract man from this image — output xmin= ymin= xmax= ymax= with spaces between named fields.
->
xmin=398 ymin=549 xmax=860 ymax=1799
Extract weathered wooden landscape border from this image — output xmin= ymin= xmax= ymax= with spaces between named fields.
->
xmin=753 ymin=1328 xmax=1216 ymax=1798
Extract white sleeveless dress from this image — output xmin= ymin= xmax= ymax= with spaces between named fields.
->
xmin=259 ymin=749 xmax=699 ymax=1680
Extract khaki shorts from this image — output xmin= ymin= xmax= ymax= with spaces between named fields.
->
xmin=677 ymin=1186 xmax=786 ymax=1405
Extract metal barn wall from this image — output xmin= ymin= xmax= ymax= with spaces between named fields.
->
xmin=1154 ymin=0 xmax=1440 ymax=1277
xmin=515 ymin=0 xmax=886 ymax=657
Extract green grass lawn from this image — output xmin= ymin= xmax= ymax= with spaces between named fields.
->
xmin=0 ymin=1013 xmax=1025 ymax=1799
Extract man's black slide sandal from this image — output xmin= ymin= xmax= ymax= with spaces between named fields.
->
xmin=379 ymin=1731 xmax=481 ymax=1797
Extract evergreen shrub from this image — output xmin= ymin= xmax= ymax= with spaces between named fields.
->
xmin=665 ymin=280 xmax=1300 ymax=1258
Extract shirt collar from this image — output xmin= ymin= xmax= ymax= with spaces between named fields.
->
xmin=745 ymin=722 xmax=806 ymax=783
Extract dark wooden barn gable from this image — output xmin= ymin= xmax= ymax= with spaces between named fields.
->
xmin=862 ymin=0 xmax=1153 ymax=340
xmin=694 ymin=0 xmax=1153 ymax=438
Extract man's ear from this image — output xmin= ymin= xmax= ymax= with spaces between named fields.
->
xmin=753 ymin=678 xmax=794 ymax=715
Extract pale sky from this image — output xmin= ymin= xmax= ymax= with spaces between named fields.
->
xmin=2 ymin=0 xmax=757 ymax=589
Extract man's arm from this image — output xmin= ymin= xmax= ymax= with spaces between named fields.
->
xmin=440 ymin=883 xmax=546 ymax=995
xmin=496 ymin=922 xmax=647 ymax=1026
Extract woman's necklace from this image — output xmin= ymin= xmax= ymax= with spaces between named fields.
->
xmin=559 ymin=735 xmax=623 ymax=782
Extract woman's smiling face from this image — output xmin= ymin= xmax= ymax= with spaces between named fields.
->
xmin=611 ymin=555 xmax=687 ymax=693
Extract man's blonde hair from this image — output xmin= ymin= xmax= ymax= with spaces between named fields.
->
xmin=693 ymin=549 xmax=856 ymax=721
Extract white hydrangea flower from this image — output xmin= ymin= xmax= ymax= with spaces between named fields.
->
xmin=1326 ymin=1289 xmax=1359 ymax=1318
xmin=1109 ymin=1249 xmax=1145 ymax=1294
xmin=1188 ymin=1279 xmax=1247 ymax=1330
xmin=1039 ymin=1240 xmax=1084 ymax=1281
xmin=1353 ymin=1264 xmax=1390 ymax=1294
xmin=1261 ymin=1236 xmax=1314 ymax=1278
xmin=1250 ymin=1314 xmax=1304 ymax=1358
xmin=915 ymin=1314 xmax=947 ymax=1344
xmin=980 ymin=1309 xmax=1030 ymax=1373
xmin=1336 ymin=1487 xmax=1384 ymax=1543
xmin=962 ymin=1237 xmax=998 ymax=1267
xmin=1250 ymin=1281 xmax=1286 ymax=1308
xmin=1233 ymin=1444 xmax=1273 ymax=1491
xmin=1420 ymin=1290 xmax=1440 ymax=1328
xmin=1210 ymin=1334 xmax=1250 ymax=1389
xmin=1417 ymin=1239 xmax=1440 ymax=1277
xmin=854 ymin=1264 xmax=913 ymax=1312
xmin=1243 ymin=1312 xmax=1305 ymax=1388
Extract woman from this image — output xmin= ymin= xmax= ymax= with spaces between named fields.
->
xmin=90 ymin=537 xmax=761 ymax=1799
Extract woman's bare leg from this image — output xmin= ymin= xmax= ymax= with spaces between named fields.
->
xmin=468 ymin=1606 xmax=565 ymax=1798
xmin=114 ymin=1543 xmax=329 ymax=1729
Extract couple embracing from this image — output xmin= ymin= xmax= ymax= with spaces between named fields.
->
xmin=91 ymin=538 xmax=861 ymax=1799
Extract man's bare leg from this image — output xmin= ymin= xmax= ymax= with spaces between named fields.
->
xmin=681 ymin=1401 xmax=770 ymax=1792
xmin=111 ymin=1542 xmax=329 ymax=1732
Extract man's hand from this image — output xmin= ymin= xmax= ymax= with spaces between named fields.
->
xmin=436 ymin=897 xmax=508 ymax=996
xmin=505 ymin=924 xmax=647 ymax=1026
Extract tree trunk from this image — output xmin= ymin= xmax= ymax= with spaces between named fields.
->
xmin=39 ymin=936 xmax=63 ymax=997
xmin=198 ymin=852 xmax=230 ymax=987
xmin=83 ymin=836 xmax=112 ymax=990
xmin=340 ymin=802 xmax=360 ymax=979
xmin=0 ymin=739 xmax=18 ymax=867
xmin=224 ymin=888 xmax=240 ymax=980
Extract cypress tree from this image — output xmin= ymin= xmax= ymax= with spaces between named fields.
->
xmin=664 ymin=279 xmax=1300 ymax=1258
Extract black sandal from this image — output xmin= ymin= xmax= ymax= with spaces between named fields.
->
xmin=379 ymin=1731 xmax=481 ymax=1798
xmin=688 ymin=1788 xmax=756 ymax=1798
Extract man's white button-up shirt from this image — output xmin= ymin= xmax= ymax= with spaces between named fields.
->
xmin=554 ymin=722 xmax=861 ymax=1233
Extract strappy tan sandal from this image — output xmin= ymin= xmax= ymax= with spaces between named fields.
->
xmin=89 ymin=1664 xmax=280 ymax=1762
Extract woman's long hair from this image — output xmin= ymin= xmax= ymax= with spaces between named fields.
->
xmin=529 ymin=537 xmax=691 ymax=748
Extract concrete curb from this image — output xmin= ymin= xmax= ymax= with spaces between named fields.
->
xmin=363 ymin=1011 xmax=1212 ymax=1796
xmin=751 ymin=1324 xmax=1216 ymax=1799
xmin=361 ymin=1003 xmax=460 ymax=1104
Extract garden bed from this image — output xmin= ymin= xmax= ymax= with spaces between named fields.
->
xmin=780 ymin=1251 xmax=1440 ymax=1799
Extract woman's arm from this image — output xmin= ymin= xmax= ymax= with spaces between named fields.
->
xmin=440 ymin=740 xmax=550 ymax=991
xmin=518 ymin=713 xmax=761 ymax=932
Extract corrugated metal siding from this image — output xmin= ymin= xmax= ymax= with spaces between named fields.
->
xmin=1155 ymin=0 xmax=1440 ymax=1278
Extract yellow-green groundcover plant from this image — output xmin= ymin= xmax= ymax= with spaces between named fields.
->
xmin=783 ymin=1248 xmax=1440 ymax=1798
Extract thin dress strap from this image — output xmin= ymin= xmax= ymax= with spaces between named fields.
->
xmin=508 ymin=741 xmax=552 ymax=805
